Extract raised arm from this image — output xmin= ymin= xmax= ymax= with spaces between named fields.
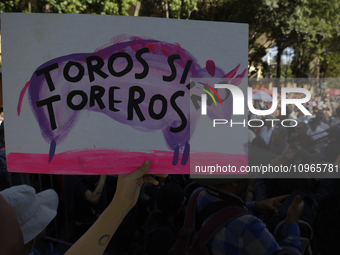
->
xmin=65 ymin=160 xmax=165 ymax=255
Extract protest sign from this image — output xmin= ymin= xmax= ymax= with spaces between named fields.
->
xmin=1 ymin=13 xmax=248 ymax=174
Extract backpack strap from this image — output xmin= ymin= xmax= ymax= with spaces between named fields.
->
xmin=183 ymin=188 xmax=205 ymax=229
xmin=206 ymin=187 xmax=247 ymax=208
xmin=184 ymin=187 xmax=250 ymax=247
xmin=176 ymin=188 xmax=251 ymax=253
xmin=199 ymin=205 xmax=250 ymax=246
xmin=195 ymin=200 xmax=237 ymax=231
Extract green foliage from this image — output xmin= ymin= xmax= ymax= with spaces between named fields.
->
xmin=0 ymin=0 xmax=33 ymax=12
xmin=47 ymin=0 xmax=87 ymax=13
xmin=46 ymin=0 xmax=137 ymax=15
xmin=1 ymin=0 xmax=340 ymax=79
xmin=0 ymin=0 xmax=137 ymax=15
xmin=169 ymin=0 xmax=197 ymax=18
xmin=139 ymin=0 xmax=197 ymax=19
xmin=284 ymin=0 xmax=340 ymax=78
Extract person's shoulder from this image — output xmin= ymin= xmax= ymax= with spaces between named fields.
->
xmin=0 ymin=150 xmax=6 ymax=159
xmin=321 ymin=122 xmax=329 ymax=128
xmin=227 ymin=214 xmax=261 ymax=234
xmin=316 ymin=126 xmax=326 ymax=132
xmin=259 ymin=126 xmax=267 ymax=132
xmin=240 ymin=213 xmax=262 ymax=224
xmin=240 ymin=214 xmax=280 ymax=242
xmin=214 ymin=213 xmax=272 ymax=240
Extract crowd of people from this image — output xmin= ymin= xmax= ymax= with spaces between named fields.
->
xmin=1 ymin=90 xmax=340 ymax=255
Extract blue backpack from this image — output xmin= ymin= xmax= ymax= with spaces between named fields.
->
xmin=168 ymin=188 xmax=250 ymax=255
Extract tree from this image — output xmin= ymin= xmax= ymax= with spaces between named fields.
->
xmin=0 ymin=0 xmax=34 ymax=12
xmin=189 ymin=0 xmax=278 ymax=76
xmin=318 ymin=37 xmax=340 ymax=78
xmin=45 ymin=0 xmax=138 ymax=15
xmin=2 ymin=0 xmax=339 ymax=79
xmin=139 ymin=0 xmax=197 ymax=19
xmin=187 ymin=0 xmax=319 ymax=79
xmin=0 ymin=0 xmax=138 ymax=15
xmin=288 ymin=0 xmax=340 ymax=78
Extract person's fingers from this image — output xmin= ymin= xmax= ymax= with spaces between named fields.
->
xmin=271 ymin=195 xmax=289 ymax=209
xmin=274 ymin=194 xmax=290 ymax=203
xmin=266 ymin=206 xmax=277 ymax=215
xmin=268 ymin=204 xmax=278 ymax=213
xmin=291 ymin=195 xmax=301 ymax=206
xmin=152 ymin=174 xmax=169 ymax=178
xmin=128 ymin=160 xmax=151 ymax=180
xmin=298 ymin=199 xmax=305 ymax=209
xmin=256 ymin=200 xmax=277 ymax=215
xmin=143 ymin=175 xmax=159 ymax=186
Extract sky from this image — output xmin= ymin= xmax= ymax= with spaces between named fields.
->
xmin=263 ymin=46 xmax=295 ymax=65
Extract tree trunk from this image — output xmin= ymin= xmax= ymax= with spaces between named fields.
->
xmin=276 ymin=46 xmax=283 ymax=79
xmin=163 ymin=0 xmax=169 ymax=18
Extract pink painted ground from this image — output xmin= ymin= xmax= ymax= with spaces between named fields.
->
xmin=7 ymin=149 xmax=247 ymax=175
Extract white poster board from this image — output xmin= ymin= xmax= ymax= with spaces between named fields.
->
xmin=1 ymin=13 xmax=248 ymax=175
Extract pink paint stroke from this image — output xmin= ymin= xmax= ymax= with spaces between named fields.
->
xmin=7 ymin=149 xmax=247 ymax=175
xmin=17 ymin=81 xmax=30 ymax=116
xmin=206 ymin=60 xmax=216 ymax=77
xmin=7 ymin=149 xmax=189 ymax=175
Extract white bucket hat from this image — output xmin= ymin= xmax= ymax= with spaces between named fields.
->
xmin=0 ymin=184 xmax=58 ymax=244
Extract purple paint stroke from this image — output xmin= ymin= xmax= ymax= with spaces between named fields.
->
xmin=49 ymin=139 xmax=56 ymax=163
xmin=172 ymin=145 xmax=179 ymax=166
xmin=24 ymin=34 xmax=247 ymax=164
xmin=181 ymin=141 xmax=190 ymax=165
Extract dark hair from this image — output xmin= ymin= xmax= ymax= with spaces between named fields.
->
xmin=308 ymin=118 xmax=319 ymax=126
xmin=275 ymin=126 xmax=288 ymax=139
xmin=155 ymin=183 xmax=184 ymax=217
xmin=313 ymin=190 xmax=340 ymax=255
xmin=297 ymin=122 xmax=308 ymax=130
xmin=336 ymin=107 xmax=340 ymax=115
xmin=252 ymin=135 xmax=267 ymax=149
xmin=315 ymin=111 xmax=324 ymax=117
xmin=0 ymin=121 xmax=4 ymax=147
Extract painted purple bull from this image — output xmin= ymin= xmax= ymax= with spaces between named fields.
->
xmin=18 ymin=35 xmax=246 ymax=165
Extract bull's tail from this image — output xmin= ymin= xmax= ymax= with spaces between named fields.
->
xmin=17 ymin=81 xmax=30 ymax=116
